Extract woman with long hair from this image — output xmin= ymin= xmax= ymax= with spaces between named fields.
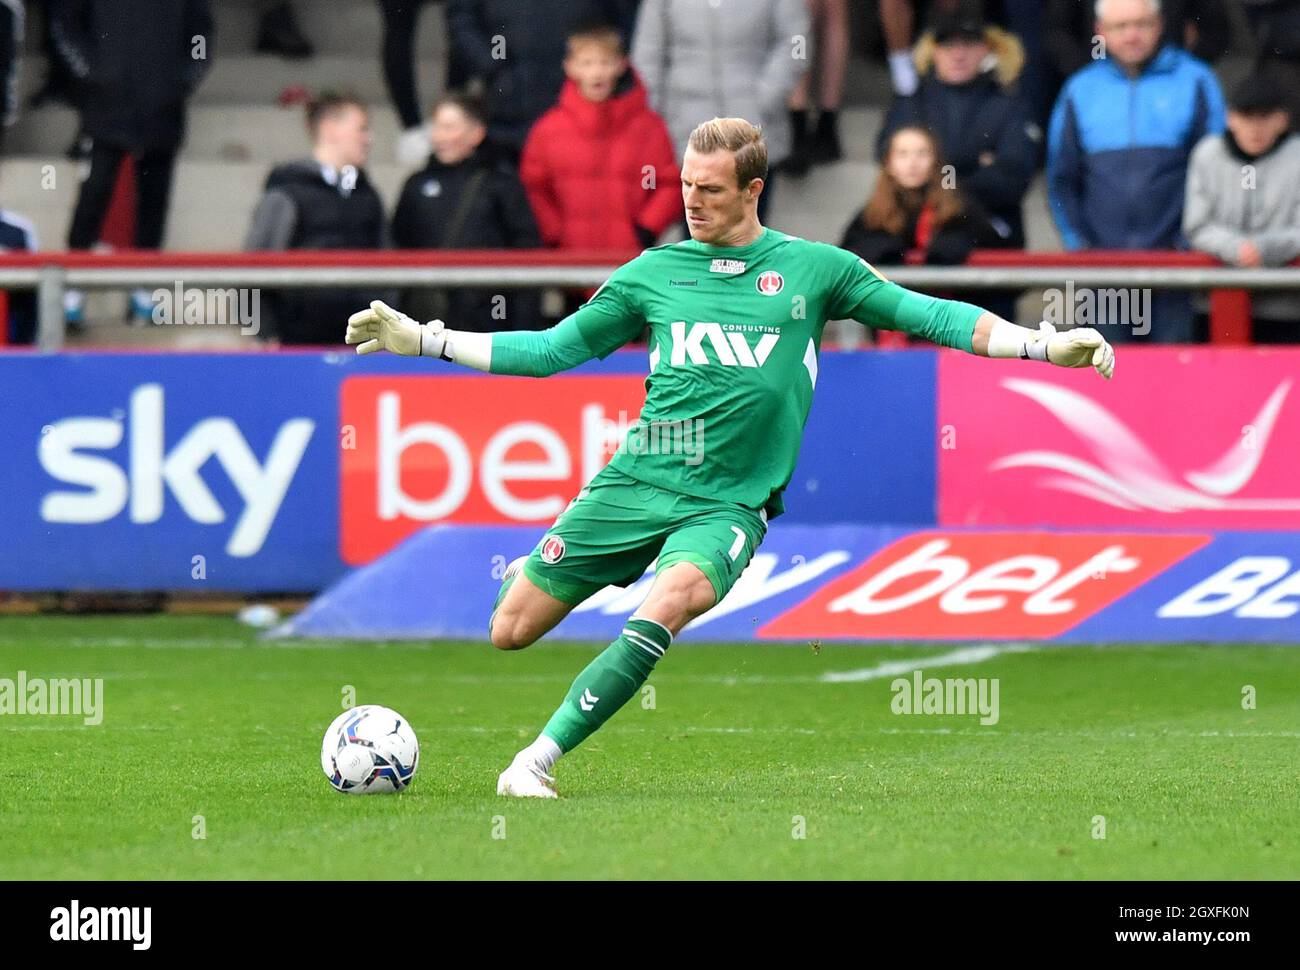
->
xmin=842 ymin=124 xmax=1005 ymax=266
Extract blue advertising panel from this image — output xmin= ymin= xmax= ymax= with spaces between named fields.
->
xmin=0 ymin=349 xmax=938 ymax=590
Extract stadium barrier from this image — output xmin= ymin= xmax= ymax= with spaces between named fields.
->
xmin=1 ymin=249 xmax=1298 ymax=349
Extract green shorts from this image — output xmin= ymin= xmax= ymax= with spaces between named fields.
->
xmin=522 ymin=464 xmax=768 ymax=606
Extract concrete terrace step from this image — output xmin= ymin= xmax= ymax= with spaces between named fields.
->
xmin=18 ymin=0 xmax=449 ymax=61
xmin=15 ymin=50 xmax=447 ymax=108
xmin=0 ymin=158 xmax=415 ymax=252
xmin=210 ymin=0 xmax=450 ymax=59
xmin=5 ymin=104 xmax=417 ymax=166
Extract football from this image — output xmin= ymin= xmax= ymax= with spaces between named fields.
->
xmin=320 ymin=705 xmax=419 ymax=795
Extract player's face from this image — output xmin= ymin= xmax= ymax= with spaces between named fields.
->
xmin=1096 ymin=0 xmax=1162 ymax=69
xmin=564 ymin=43 xmax=627 ymax=102
xmin=681 ymin=147 xmax=762 ymax=244
xmin=886 ymin=130 xmax=936 ymax=190
xmin=431 ymin=104 xmax=486 ymax=165
xmin=320 ymin=105 xmax=372 ymax=169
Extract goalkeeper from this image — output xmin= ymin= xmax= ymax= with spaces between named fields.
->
xmin=346 ymin=117 xmax=1115 ymax=798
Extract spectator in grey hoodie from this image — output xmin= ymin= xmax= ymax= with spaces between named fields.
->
xmin=631 ymin=0 xmax=809 ymax=219
xmin=1184 ymin=72 xmax=1300 ymax=342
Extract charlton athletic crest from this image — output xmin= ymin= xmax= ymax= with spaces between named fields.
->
xmin=756 ymin=270 xmax=784 ymax=295
xmin=540 ymin=535 xmax=566 ymax=564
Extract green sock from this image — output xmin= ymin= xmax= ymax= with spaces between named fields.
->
xmin=542 ymin=617 xmax=672 ymax=752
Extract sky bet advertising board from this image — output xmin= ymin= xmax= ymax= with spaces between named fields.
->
xmin=2 ymin=347 xmax=1298 ymax=643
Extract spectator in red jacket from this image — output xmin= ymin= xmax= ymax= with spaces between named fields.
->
xmin=520 ymin=20 xmax=682 ymax=253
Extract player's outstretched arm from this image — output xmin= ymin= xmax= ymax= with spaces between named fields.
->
xmin=835 ymin=249 xmax=1114 ymax=380
xmin=344 ymin=300 xmax=604 ymax=376
xmin=971 ymin=312 xmax=1115 ymax=380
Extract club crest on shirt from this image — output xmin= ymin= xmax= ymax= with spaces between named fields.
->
xmin=540 ymin=535 xmax=566 ymax=564
xmin=756 ymin=270 xmax=784 ymax=295
xmin=709 ymin=258 xmax=747 ymax=275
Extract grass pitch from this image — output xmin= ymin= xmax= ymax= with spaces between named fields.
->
xmin=1 ymin=615 xmax=1296 ymax=880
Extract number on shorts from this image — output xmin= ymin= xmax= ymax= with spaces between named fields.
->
xmin=727 ymin=526 xmax=746 ymax=562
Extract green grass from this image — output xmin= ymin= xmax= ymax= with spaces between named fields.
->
xmin=0 ymin=615 xmax=1296 ymax=879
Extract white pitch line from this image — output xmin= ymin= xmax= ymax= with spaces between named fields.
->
xmin=819 ymin=643 xmax=1038 ymax=683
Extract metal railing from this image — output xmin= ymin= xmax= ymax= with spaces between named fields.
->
xmin=1 ymin=249 xmax=1298 ymax=351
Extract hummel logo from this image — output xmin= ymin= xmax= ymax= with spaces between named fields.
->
xmin=709 ymin=259 xmax=746 ymax=275
xmin=579 ymin=688 xmax=599 ymax=712
xmin=670 ymin=279 xmax=699 ymax=287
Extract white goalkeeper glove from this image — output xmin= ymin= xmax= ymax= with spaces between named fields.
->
xmin=345 ymin=300 xmax=448 ymax=358
xmin=1000 ymin=320 xmax=1115 ymax=379
xmin=1041 ymin=320 xmax=1114 ymax=379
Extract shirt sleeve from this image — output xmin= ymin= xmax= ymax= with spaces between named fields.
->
xmin=489 ymin=265 xmax=647 ymax=376
xmin=824 ymin=243 xmax=982 ymax=352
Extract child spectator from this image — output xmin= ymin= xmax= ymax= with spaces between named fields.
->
xmin=519 ymin=20 xmax=681 ymax=253
xmin=392 ymin=93 xmax=542 ymax=331
xmin=447 ymin=0 xmax=627 ymax=157
xmin=1184 ymin=72 xmax=1300 ymax=342
xmin=245 ymin=93 xmax=389 ymax=344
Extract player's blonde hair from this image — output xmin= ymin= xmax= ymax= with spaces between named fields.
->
xmin=688 ymin=118 xmax=768 ymax=187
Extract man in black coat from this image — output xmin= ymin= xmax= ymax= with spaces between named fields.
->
xmin=52 ymin=0 xmax=213 ymax=253
xmin=876 ymin=9 xmax=1038 ymax=248
xmin=245 ymin=93 xmax=390 ymax=344
xmin=392 ymin=94 xmax=542 ymax=331
xmin=446 ymin=0 xmax=629 ymax=155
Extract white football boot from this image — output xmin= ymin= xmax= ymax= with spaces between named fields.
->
xmin=496 ymin=750 xmax=559 ymax=799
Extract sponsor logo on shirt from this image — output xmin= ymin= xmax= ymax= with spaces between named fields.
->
xmin=668 ymin=321 xmax=780 ymax=368
xmin=669 ymin=279 xmax=699 ymax=287
xmin=709 ymin=259 xmax=747 ymax=275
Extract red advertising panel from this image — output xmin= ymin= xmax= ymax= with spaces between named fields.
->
xmin=760 ymin=531 xmax=1209 ymax=640
xmin=938 ymin=348 xmax=1300 ymax=529
xmin=340 ymin=375 xmax=646 ymax=564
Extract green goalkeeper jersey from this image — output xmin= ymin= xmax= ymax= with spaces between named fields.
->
xmin=488 ymin=227 xmax=983 ymax=517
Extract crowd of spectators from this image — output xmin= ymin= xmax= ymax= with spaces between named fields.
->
xmin=1 ymin=0 xmax=1297 ymax=346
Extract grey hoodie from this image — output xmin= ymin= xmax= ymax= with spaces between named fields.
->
xmin=631 ymin=0 xmax=810 ymax=165
xmin=1183 ymin=131 xmax=1300 ymax=321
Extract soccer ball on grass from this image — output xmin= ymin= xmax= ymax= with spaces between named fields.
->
xmin=321 ymin=705 xmax=419 ymax=794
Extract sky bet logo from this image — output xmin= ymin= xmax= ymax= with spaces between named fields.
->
xmin=762 ymin=532 xmax=1209 ymax=639
xmin=38 ymin=384 xmax=314 ymax=557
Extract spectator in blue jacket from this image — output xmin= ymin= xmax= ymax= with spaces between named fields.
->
xmin=1047 ymin=0 xmax=1225 ymax=341
xmin=1048 ymin=0 xmax=1225 ymax=252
